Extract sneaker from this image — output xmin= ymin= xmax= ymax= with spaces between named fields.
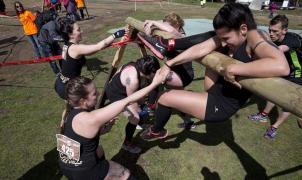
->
xmin=137 ymin=33 xmax=167 ymax=60
xmin=264 ymin=126 xmax=278 ymax=139
xmin=136 ymin=124 xmax=151 ymax=130
xmin=140 ymin=126 xmax=168 ymax=141
xmin=136 ymin=125 xmax=143 ymax=130
xmin=248 ymin=112 xmax=268 ymax=123
xmin=177 ymin=121 xmax=197 ymax=129
xmin=121 ymin=142 xmax=142 ymax=154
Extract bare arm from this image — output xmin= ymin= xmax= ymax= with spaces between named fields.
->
xmin=121 ymin=68 xmax=140 ymax=120
xmin=226 ymin=30 xmax=289 ymax=78
xmin=73 ymin=70 xmax=166 ymax=138
xmin=144 ymin=20 xmax=183 ymax=38
xmin=68 ymin=35 xmax=116 ymax=58
xmin=166 ymin=36 xmax=220 ymax=67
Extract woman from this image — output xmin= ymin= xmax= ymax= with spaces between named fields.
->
xmin=105 ymin=55 xmax=160 ymax=153
xmin=58 ymin=73 xmax=166 ymax=179
xmin=139 ymin=12 xmax=196 ymax=129
xmin=54 ymin=18 xmax=126 ymax=100
xmin=14 ymin=1 xmax=44 ymax=58
xmin=140 ymin=3 xmax=290 ymax=140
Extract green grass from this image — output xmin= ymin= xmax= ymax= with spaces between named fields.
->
xmin=1 ymin=0 xmax=302 ymax=179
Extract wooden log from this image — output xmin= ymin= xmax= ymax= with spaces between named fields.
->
xmin=125 ymin=17 xmax=302 ymax=118
xmin=199 ymin=51 xmax=302 ymax=118
xmin=125 ymin=17 xmax=175 ymax=39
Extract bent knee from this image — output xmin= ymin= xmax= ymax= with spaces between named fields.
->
xmin=106 ymin=161 xmax=130 ymax=180
xmin=157 ymin=89 xmax=173 ymax=105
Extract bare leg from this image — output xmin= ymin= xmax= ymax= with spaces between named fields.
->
xmin=272 ymin=111 xmax=291 ymax=128
xmin=263 ymin=101 xmax=275 ymax=114
xmin=104 ymin=161 xmax=130 ymax=180
xmin=158 ymin=89 xmax=208 ymax=120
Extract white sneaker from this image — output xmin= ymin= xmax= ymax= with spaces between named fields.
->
xmin=121 ymin=143 xmax=142 ymax=154
xmin=136 ymin=125 xmax=143 ymax=130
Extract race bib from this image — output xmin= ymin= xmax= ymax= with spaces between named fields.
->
xmin=56 ymin=134 xmax=81 ymax=161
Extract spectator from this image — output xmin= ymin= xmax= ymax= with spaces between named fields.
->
xmin=14 ymin=1 xmax=44 ymax=58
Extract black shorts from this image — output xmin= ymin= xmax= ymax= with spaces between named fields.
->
xmin=60 ymin=159 xmax=109 ymax=180
xmin=171 ymin=63 xmax=194 ymax=87
xmin=54 ymin=77 xmax=67 ymax=100
xmin=284 ymin=77 xmax=302 ymax=86
xmin=204 ymin=92 xmax=240 ymax=122
xmin=105 ymin=87 xmax=126 ymax=103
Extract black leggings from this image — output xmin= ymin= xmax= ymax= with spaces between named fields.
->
xmin=162 ymin=31 xmax=216 ymax=50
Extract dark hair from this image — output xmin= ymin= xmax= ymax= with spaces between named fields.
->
xmin=14 ymin=1 xmax=24 ymax=16
xmin=136 ymin=55 xmax=160 ymax=76
xmin=65 ymin=76 xmax=93 ymax=107
xmin=60 ymin=18 xmax=76 ymax=43
xmin=213 ymin=3 xmax=257 ymax=31
xmin=270 ymin=15 xmax=288 ymax=29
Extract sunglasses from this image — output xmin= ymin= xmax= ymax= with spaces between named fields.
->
xmin=15 ymin=5 xmax=21 ymax=8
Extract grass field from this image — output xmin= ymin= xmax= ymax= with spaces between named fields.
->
xmin=0 ymin=0 xmax=302 ymax=179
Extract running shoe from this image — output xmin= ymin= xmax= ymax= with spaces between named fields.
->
xmin=121 ymin=141 xmax=142 ymax=154
xmin=137 ymin=33 xmax=167 ymax=60
xmin=177 ymin=121 xmax=197 ymax=129
xmin=264 ymin=126 xmax=278 ymax=139
xmin=248 ymin=112 xmax=268 ymax=123
xmin=140 ymin=126 xmax=168 ymax=141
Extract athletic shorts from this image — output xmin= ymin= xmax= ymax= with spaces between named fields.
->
xmin=60 ymin=159 xmax=109 ymax=180
xmin=171 ymin=63 xmax=194 ymax=87
xmin=204 ymin=92 xmax=240 ymax=122
xmin=54 ymin=77 xmax=67 ymax=100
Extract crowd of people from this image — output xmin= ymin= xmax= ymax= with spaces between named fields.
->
xmin=13 ymin=0 xmax=88 ymax=75
xmin=9 ymin=1 xmax=302 ymax=179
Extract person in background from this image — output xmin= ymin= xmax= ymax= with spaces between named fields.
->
xmin=248 ymin=15 xmax=302 ymax=139
xmin=75 ymin=0 xmax=85 ymax=20
xmin=14 ymin=1 xmax=44 ymax=59
xmin=0 ymin=0 xmax=6 ymax=15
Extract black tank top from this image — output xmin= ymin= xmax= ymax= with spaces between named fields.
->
xmin=61 ymin=42 xmax=86 ymax=78
xmin=209 ymin=41 xmax=253 ymax=108
xmin=59 ymin=108 xmax=100 ymax=170
xmin=105 ymin=62 xmax=141 ymax=101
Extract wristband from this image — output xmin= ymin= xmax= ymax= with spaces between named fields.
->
xmin=164 ymin=62 xmax=171 ymax=68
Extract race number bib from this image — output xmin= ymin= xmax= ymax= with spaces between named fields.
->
xmin=56 ymin=134 xmax=81 ymax=161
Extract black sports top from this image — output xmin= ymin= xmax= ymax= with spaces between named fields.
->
xmin=61 ymin=42 xmax=86 ymax=78
xmin=275 ymin=32 xmax=302 ymax=79
xmin=105 ymin=62 xmax=141 ymax=102
xmin=59 ymin=108 xmax=100 ymax=170
xmin=209 ymin=41 xmax=253 ymax=108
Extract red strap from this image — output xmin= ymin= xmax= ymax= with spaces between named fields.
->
xmin=0 ymin=55 xmax=62 ymax=67
xmin=167 ymin=39 xmax=175 ymax=51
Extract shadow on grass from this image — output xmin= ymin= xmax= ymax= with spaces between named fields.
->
xmin=111 ymin=120 xmax=270 ymax=179
xmin=85 ymin=57 xmax=109 ymax=78
xmin=18 ymin=148 xmax=62 ymax=180
xmin=201 ymin=167 xmax=221 ymax=180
